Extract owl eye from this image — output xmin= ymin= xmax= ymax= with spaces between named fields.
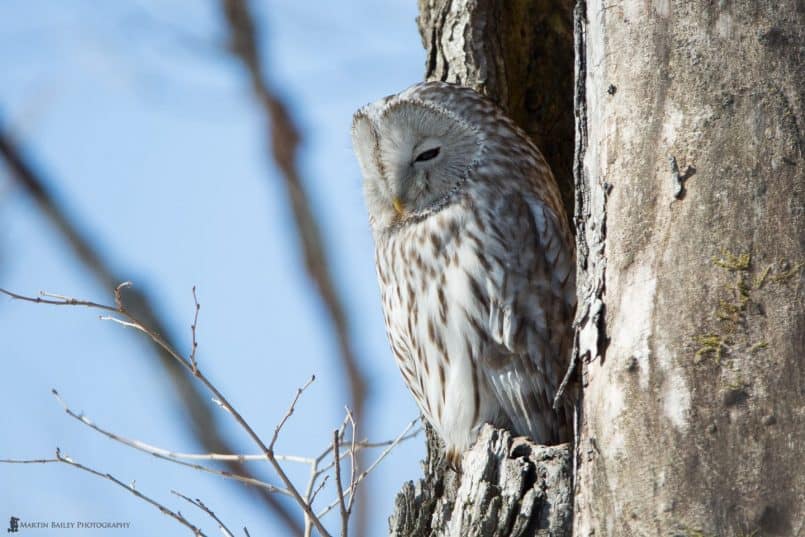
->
xmin=414 ymin=147 xmax=440 ymax=162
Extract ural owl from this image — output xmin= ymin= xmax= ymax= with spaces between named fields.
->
xmin=352 ymin=82 xmax=575 ymax=464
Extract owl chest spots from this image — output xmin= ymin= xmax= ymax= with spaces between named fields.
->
xmin=376 ymin=207 xmax=496 ymax=430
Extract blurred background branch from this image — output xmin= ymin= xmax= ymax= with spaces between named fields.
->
xmin=0 ymin=128 xmax=304 ymax=535
xmin=0 ymin=2 xmax=420 ymax=534
xmin=0 ymin=282 xmax=418 ymax=536
xmin=218 ymin=1 xmax=369 ymax=534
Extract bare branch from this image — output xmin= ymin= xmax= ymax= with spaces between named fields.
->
xmin=309 ymin=474 xmax=329 ymax=506
xmin=0 ymin=131 xmax=303 ymax=535
xmin=354 ymin=418 xmax=419 ymax=493
xmin=317 ymin=418 xmax=420 ymax=519
xmin=189 ymin=286 xmax=201 ymax=373
xmin=312 ymin=418 xmax=422 ymax=485
xmin=0 ymin=288 xmax=118 ymax=312
xmin=3 ymin=450 xmax=207 ymax=536
xmin=50 ymin=389 xmax=290 ymax=496
xmin=4 ymin=285 xmax=423 ymax=535
xmin=344 ymin=409 xmax=357 ymax=513
xmin=3 ymin=286 xmax=331 ymax=537
xmin=113 ymin=281 xmax=132 ymax=310
xmin=172 ymin=490 xmax=236 ymax=537
xmin=332 ymin=430 xmax=348 ymax=537
xmin=0 ymin=457 xmax=60 ymax=464
xmin=269 ymin=375 xmax=316 ymax=451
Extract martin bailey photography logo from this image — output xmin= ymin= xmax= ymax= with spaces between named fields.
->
xmin=8 ymin=516 xmax=131 ymax=532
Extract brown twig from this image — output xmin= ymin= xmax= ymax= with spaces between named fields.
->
xmin=0 ymin=131 xmax=302 ymax=535
xmin=216 ymin=4 xmax=369 ymax=533
xmin=3 ymin=451 xmax=207 ymax=536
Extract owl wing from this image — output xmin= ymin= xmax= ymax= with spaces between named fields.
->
xmin=476 ymin=192 xmax=576 ymax=444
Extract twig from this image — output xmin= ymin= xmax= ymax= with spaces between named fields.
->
xmin=50 ymin=389 xmax=290 ymax=496
xmin=3 ymin=451 xmax=207 ymax=536
xmin=270 ymin=375 xmax=316 ymax=450
xmin=309 ymin=474 xmax=329 ymax=506
xmin=311 ymin=420 xmax=422 ymax=484
xmin=317 ymin=418 xmax=419 ymax=519
xmin=172 ymin=490 xmax=235 ymax=537
xmin=189 ymin=286 xmax=201 ymax=373
xmin=0 ymin=287 xmax=117 ymax=311
xmin=3 ymin=286 xmax=421 ymax=536
xmin=332 ymin=430 xmax=348 ymax=537
xmin=0 ymin=457 xmax=59 ymax=464
xmin=1 ymin=286 xmax=332 ymax=537
xmin=0 ymin=130 xmax=303 ymax=535
xmin=302 ymin=453 xmax=322 ymax=537
xmin=52 ymin=383 xmax=419 ymax=510
xmin=344 ymin=409 xmax=357 ymax=513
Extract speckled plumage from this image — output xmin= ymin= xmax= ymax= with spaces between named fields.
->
xmin=352 ymin=82 xmax=575 ymax=463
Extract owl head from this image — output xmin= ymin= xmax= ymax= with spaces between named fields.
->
xmin=351 ymin=82 xmax=487 ymax=231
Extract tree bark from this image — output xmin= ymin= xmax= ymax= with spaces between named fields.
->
xmin=417 ymin=0 xmax=576 ymax=218
xmin=388 ymin=1 xmax=576 ymax=535
xmin=389 ymin=426 xmax=573 ymax=537
xmin=573 ymin=1 xmax=804 ymax=536
xmin=392 ymin=1 xmax=803 ymax=536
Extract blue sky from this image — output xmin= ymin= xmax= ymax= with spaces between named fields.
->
xmin=0 ymin=1 xmax=424 ymax=535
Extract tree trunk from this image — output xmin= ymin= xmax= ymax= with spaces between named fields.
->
xmin=389 ymin=425 xmax=573 ymax=537
xmin=573 ymin=1 xmax=804 ymax=536
xmin=417 ymin=0 xmax=576 ymax=218
xmin=390 ymin=1 xmax=803 ymax=536
xmin=388 ymin=1 xmax=576 ymax=535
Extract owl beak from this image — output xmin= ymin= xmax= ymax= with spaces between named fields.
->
xmin=392 ymin=197 xmax=406 ymax=216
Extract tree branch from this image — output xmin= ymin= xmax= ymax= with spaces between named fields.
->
xmin=171 ymin=490 xmax=237 ymax=537
xmin=49 ymin=388 xmax=290 ymax=496
xmin=3 ymin=450 xmax=208 ymax=536
xmin=0 ymin=129 xmax=303 ymax=536
xmin=0 ymin=285 xmax=331 ymax=537
xmin=215 ymin=4 xmax=370 ymax=531
xmin=2 ymin=286 xmax=421 ymax=536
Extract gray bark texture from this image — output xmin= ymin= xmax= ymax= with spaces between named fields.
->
xmin=388 ymin=1 xmax=576 ymax=536
xmin=573 ymin=1 xmax=804 ymax=536
xmin=417 ymin=0 xmax=576 ymax=218
xmin=390 ymin=1 xmax=803 ymax=536
xmin=389 ymin=426 xmax=573 ymax=537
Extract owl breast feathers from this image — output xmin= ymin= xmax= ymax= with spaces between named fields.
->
xmin=352 ymin=81 xmax=576 ymax=462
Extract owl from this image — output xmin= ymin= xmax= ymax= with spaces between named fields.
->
xmin=352 ymin=82 xmax=576 ymax=465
